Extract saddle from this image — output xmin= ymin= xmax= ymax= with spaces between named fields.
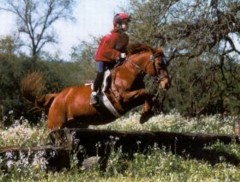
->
xmin=88 ymin=69 xmax=122 ymax=117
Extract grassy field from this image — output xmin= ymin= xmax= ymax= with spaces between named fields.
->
xmin=0 ymin=112 xmax=240 ymax=181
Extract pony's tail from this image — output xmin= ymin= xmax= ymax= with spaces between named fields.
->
xmin=21 ymin=72 xmax=56 ymax=109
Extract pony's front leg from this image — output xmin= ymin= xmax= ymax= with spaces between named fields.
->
xmin=140 ymin=95 xmax=155 ymax=124
xmin=121 ymin=88 xmax=146 ymax=102
xmin=120 ymin=89 xmax=155 ymax=124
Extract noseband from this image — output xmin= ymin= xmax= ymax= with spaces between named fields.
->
xmin=150 ymin=54 xmax=168 ymax=82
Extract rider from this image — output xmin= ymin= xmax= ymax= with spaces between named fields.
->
xmin=90 ymin=13 xmax=131 ymax=105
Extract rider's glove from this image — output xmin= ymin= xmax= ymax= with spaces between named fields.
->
xmin=116 ymin=53 xmax=126 ymax=63
xmin=120 ymin=52 xmax=126 ymax=59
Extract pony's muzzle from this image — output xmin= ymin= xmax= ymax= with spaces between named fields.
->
xmin=159 ymin=77 xmax=170 ymax=91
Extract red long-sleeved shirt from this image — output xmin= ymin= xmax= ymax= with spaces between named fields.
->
xmin=95 ymin=30 xmax=129 ymax=62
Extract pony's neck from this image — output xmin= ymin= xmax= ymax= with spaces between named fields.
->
xmin=127 ymin=51 xmax=155 ymax=75
xmin=139 ymin=52 xmax=157 ymax=75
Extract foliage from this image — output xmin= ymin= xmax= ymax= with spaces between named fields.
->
xmin=164 ymin=57 xmax=240 ymax=116
xmin=0 ymin=120 xmax=48 ymax=147
xmin=0 ymin=43 xmax=95 ymax=124
xmin=70 ymin=41 xmax=96 ymax=83
xmin=0 ymin=35 xmax=23 ymax=56
xmin=128 ymin=0 xmax=240 ymax=55
xmin=0 ymin=54 xmax=29 ymax=124
xmin=125 ymin=0 xmax=240 ymax=116
xmin=1 ymin=1 xmax=240 ymax=179
xmin=1 ymin=113 xmax=240 ymax=181
xmin=1 ymin=0 xmax=240 ymax=122
xmin=93 ymin=111 xmax=235 ymax=134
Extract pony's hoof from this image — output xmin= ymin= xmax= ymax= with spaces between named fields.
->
xmin=139 ymin=111 xmax=154 ymax=124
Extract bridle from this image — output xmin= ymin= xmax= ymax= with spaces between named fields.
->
xmin=127 ymin=52 xmax=169 ymax=83
xmin=127 ymin=51 xmax=169 ymax=99
xmin=150 ymin=54 xmax=169 ymax=82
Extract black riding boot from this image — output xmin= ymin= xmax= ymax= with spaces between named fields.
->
xmin=90 ymin=72 xmax=104 ymax=105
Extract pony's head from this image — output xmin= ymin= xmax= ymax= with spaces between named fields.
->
xmin=127 ymin=44 xmax=170 ymax=91
xmin=150 ymin=48 xmax=170 ymax=91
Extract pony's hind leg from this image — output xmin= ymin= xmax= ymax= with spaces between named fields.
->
xmin=139 ymin=97 xmax=154 ymax=124
xmin=47 ymin=103 xmax=66 ymax=130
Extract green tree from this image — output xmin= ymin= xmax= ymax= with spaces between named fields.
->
xmin=126 ymin=0 xmax=240 ymax=116
xmin=70 ymin=41 xmax=96 ymax=83
xmin=0 ymin=35 xmax=22 ymax=55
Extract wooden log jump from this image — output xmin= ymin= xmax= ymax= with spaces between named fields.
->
xmin=49 ymin=129 xmax=240 ymax=169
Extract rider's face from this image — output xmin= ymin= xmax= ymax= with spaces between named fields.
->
xmin=121 ymin=21 xmax=129 ymax=31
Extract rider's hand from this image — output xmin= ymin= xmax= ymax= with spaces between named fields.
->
xmin=116 ymin=53 xmax=126 ymax=63
xmin=120 ymin=53 xmax=126 ymax=59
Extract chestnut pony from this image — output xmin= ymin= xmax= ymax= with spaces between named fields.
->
xmin=21 ymin=44 xmax=170 ymax=131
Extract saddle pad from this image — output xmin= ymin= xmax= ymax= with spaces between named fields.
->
xmin=102 ymin=92 xmax=121 ymax=117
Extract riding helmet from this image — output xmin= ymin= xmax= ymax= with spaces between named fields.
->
xmin=113 ymin=13 xmax=131 ymax=27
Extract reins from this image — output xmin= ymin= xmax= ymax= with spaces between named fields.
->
xmin=120 ymin=47 xmax=169 ymax=83
xmin=127 ymin=52 xmax=158 ymax=75
xmin=129 ymin=59 xmax=143 ymax=72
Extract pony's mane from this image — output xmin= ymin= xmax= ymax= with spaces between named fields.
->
xmin=127 ymin=43 xmax=155 ymax=55
xmin=127 ymin=43 xmax=163 ymax=58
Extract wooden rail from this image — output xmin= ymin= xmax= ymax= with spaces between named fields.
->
xmin=49 ymin=129 xmax=240 ymax=169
